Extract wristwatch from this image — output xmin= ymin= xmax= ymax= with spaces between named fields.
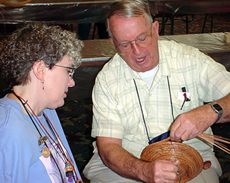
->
xmin=210 ymin=103 xmax=223 ymax=123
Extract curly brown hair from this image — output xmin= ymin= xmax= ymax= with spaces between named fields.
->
xmin=0 ymin=24 xmax=83 ymax=87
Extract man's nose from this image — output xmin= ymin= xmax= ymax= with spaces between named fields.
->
xmin=130 ymin=41 xmax=141 ymax=54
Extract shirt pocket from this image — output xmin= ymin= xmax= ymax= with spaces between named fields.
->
xmin=172 ymin=93 xmax=192 ymax=116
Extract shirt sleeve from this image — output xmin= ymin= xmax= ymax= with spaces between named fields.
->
xmin=91 ymin=71 xmax=124 ymax=139
xmin=195 ymin=49 xmax=230 ymax=101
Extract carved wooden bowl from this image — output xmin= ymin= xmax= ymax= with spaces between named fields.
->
xmin=140 ymin=140 xmax=203 ymax=183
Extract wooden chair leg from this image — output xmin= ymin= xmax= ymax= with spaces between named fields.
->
xmin=202 ymin=14 xmax=214 ymax=33
xmin=202 ymin=14 xmax=208 ymax=33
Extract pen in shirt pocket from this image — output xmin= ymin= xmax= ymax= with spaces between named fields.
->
xmin=180 ymin=87 xmax=190 ymax=110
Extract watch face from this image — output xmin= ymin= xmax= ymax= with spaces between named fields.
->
xmin=213 ymin=104 xmax=223 ymax=112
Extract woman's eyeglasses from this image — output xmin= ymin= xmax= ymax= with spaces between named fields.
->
xmin=51 ymin=64 xmax=77 ymax=79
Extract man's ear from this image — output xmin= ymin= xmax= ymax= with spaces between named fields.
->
xmin=109 ymin=37 xmax=117 ymax=48
xmin=152 ymin=21 xmax=160 ymax=38
xmin=32 ymin=60 xmax=47 ymax=81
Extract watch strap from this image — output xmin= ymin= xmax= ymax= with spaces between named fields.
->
xmin=210 ymin=103 xmax=223 ymax=123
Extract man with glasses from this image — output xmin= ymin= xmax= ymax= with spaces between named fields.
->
xmin=83 ymin=0 xmax=230 ymax=182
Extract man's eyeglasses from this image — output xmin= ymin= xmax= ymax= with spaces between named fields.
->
xmin=116 ymin=32 xmax=152 ymax=52
xmin=51 ymin=64 xmax=77 ymax=79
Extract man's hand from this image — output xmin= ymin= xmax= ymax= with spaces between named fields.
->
xmin=141 ymin=159 xmax=179 ymax=183
xmin=97 ymin=137 xmax=179 ymax=183
xmin=170 ymin=104 xmax=216 ymax=141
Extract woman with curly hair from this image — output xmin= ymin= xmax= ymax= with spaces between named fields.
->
xmin=0 ymin=24 xmax=83 ymax=183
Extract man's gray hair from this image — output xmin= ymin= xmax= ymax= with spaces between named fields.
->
xmin=107 ymin=0 xmax=153 ymax=35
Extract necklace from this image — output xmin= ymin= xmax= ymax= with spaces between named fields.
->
xmin=11 ymin=90 xmax=82 ymax=183
xmin=133 ymin=76 xmax=175 ymax=144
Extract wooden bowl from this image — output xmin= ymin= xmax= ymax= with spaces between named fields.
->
xmin=140 ymin=140 xmax=203 ymax=183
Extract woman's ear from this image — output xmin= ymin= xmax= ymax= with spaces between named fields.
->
xmin=32 ymin=60 xmax=47 ymax=81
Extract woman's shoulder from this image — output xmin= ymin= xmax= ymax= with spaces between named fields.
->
xmin=0 ymin=97 xmax=15 ymax=128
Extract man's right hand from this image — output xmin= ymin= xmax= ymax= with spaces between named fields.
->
xmin=141 ymin=159 xmax=179 ymax=183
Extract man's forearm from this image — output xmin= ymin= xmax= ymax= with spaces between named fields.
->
xmin=96 ymin=138 xmax=146 ymax=181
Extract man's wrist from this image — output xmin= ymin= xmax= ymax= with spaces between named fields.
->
xmin=209 ymin=103 xmax=223 ymax=124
